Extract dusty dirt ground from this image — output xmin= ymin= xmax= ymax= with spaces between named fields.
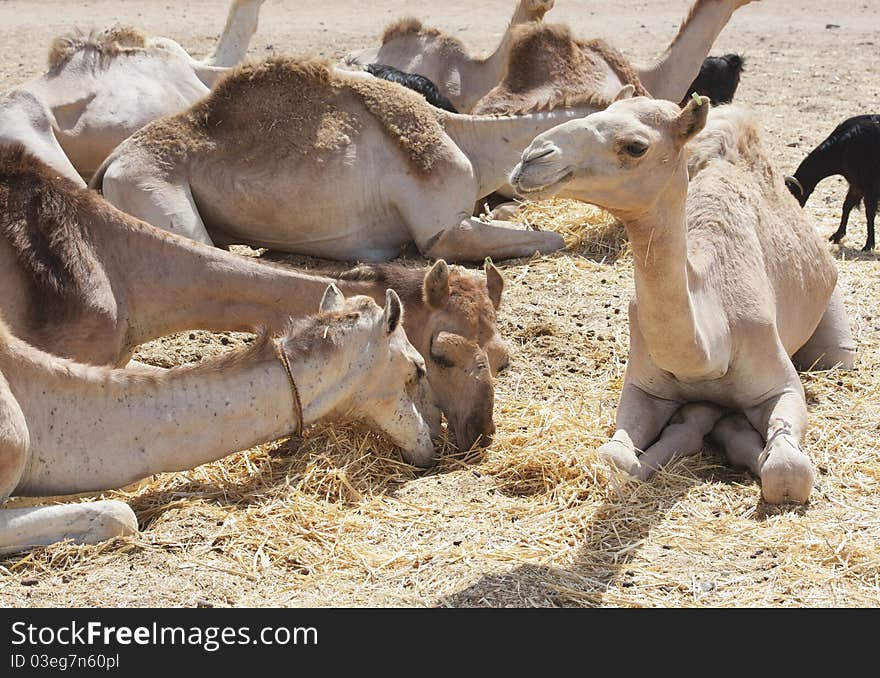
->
xmin=0 ymin=0 xmax=878 ymax=607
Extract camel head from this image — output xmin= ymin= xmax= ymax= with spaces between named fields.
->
xmin=339 ymin=261 xmax=507 ymax=452
xmin=419 ymin=260 xmax=508 ymax=452
xmin=281 ymin=285 xmax=440 ymax=467
xmin=510 ymin=87 xmax=711 ymax=215
xmin=519 ymin=0 xmax=556 ymax=21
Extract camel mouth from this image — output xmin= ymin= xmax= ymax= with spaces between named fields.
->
xmin=511 ymin=168 xmax=572 ymax=199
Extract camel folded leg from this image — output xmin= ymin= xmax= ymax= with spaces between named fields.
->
xmin=422 ymin=217 xmax=565 ymax=262
xmin=102 ymin=166 xmax=215 ymax=246
xmin=792 ymin=283 xmax=857 ymax=371
xmin=634 ymin=402 xmax=725 ymax=481
xmin=597 ymin=384 xmax=681 ymax=476
xmin=745 ymin=380 xmax=814 ymax=504
xmin=0 ymin=501 xmax=138 ymax=556
xmin=710 ymin=413 xmax=764 ymax=476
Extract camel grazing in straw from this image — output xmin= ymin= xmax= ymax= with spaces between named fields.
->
xmin=11 ymin=0 xmax=266 ymax=179
xmin=91 ymin=57 xmax=616 ymax=263
xmin=1 ymin=145 xmax=504 ymax=451
xmin=343 ymin=0 xmax=554 ymax=113
xmin=0 ymin=284 xmax=438 ymax=555
xmin=511 ymin=91 xmax=856 ymax=503
xmin=474 ymin=0 xmax=758 ymax=116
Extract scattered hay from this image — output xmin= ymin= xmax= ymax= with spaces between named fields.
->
xmin=1 ymin=195 xmax=878 ymax=608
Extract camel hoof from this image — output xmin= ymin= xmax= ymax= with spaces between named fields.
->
xmin=85 ymin=501 xmax=140 ymax=542
xmin=759 ymin=436 xmax=814 ymax=504
xmin=598 ymin=440 xmax=643 ymax=478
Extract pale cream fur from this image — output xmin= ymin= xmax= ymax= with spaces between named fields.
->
xmin=11 ymin=0 xmax=266 ymax=178
xmin=511 ymin=93 xmax=856 ymax=504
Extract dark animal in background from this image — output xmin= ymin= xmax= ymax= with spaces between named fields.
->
xmin=681 ymin=53 xmax=745 ymax=106
xmin=364 ymin=63 xmax=459 ymax=113
xmin=786 ymin=115 xmax=880 ymax=251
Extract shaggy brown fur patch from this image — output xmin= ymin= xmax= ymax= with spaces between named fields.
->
xmin=48 ymin=25 xmax=148 ymax=70
xmin=473 ymin=23 xmax=648 ymax=115
xmin=137 ymin=57 xmax=448 ymax=174
xmin=0 ymin=145 xmax=103 ymax=328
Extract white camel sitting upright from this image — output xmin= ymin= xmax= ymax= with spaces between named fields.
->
xmin=0 ymin=285 xmax=438 ymax=555
xmin=511 ymin=91 xmax=856 ymax=504
xmin=11 ymin=0 xmax=266 ymax=178
xmin=343 ymin=0 xmax=555 ymax=113
xmin=91 ymin=57 xmax=616 ymax=263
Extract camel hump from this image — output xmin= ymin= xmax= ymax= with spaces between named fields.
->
xmin=171 ymin=56 xmax=448 ymax=174
xmin=48 ymin=25 xmax=148 ymax=70
xmin=0 ymin=145 xmax=101 ymax=328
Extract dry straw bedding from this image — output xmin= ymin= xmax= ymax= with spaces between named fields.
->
xmin=2 ymin=196 xmax=878 ymax=608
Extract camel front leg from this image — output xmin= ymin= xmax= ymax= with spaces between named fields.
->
xmin=745 ymin=381 xmax=814 ymax=504
xmin=101 ymin=164 xmax=215 ymax=246
xmin=598 ymin=384 xmax=680 ymax=477
xmin=634 ymin=402 xmax=725 ymax=480
xmin=0 ymin=502 xmax=138 ymax=556
xmin=792 ymin=283 xmax=857 ymax=371
xmin=422 ymin=217 xmax=565 ymax=263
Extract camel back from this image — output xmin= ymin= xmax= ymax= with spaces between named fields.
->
xmin=47 ymin=26 xmax=149 ymax=71
xmin=0 ymin=146 xmax=103 ymax=328
xmin=139 ymin=57 xmax=447 ymax=174
xmin=473 ymin=23 xmax=648 ymax=115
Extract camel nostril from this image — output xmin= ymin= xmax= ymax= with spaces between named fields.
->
xmin=524 ymin=146 xmax=555 ymax=164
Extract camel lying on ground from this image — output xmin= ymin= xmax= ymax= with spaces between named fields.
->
xmin=1 ymin=145 xmax=505 ymax=451
xmin=92 ymin=57 xmax=614 ymax=263
xmin=11 ymin=0 xmax=265 ymax=178
xmin=474 ymin=0 xmax=758 ymax=116
xmin=343 ymin=0 xmax=554 ymax=113
xmin=0 ymin=285 xmax=437 ymax=555
xmin=511 ymin=92 xmax=856 ymax=503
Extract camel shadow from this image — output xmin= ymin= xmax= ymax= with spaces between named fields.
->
xmin=437 ymin=448 xmax=787 ymax=608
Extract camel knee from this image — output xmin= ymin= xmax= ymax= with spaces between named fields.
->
xmin=759 ymin=434 xmax=814 ymax=504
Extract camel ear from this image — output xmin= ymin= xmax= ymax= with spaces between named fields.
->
xmin=319 ymin=284 xmax=345 ymax=313
xmin=676 ymin=95 xmax=710 ymax=145
xmin=383 ymin=288 xmax=403 ymax=334
xmin=484 ymin=259 xmax=504 ymax=311
xmin=423 ymin=259 xmax=450 ymax=308
xmin=612 ymin=84 xmax=635 ymax=102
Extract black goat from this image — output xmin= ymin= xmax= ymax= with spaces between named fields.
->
xmin=681 ymin=53 xmax=745 ymax=106
xmin=786 ymin=115 xmax=880 ymax=251
xmin=364 ymin=63 xmax=459 ymax=113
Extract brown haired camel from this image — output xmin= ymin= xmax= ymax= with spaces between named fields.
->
xmin=91 ymin=57 xmax=616 ymax=262
xmin=1 ymin=145 xmax=505 ymax=451
xmin=12 ymin=0 xmax=266 ymax=179
xmin=0 ymin=285 xmax=438 ymax=555
xmin=511 ymin=93 xmax=856 ymax=504
xmin=343 ymin=0 xmax=554 ymax=113
xmin=474 ymin=0 xmax=758 ymax=116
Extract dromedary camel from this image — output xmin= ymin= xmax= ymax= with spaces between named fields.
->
xmin=343 ymin=0 xmax=555 ymax=113
xmin=91 ymin=57 xmax=616 ymax=262
xmin=0 ymin=285 xmax=439 ymax=555
xmin=1 ymin=145 xmax=505 ymax=450
xmin=473 ymin=0 xmax=758 ymax=116
xmin=510 ymin=92 xmax=856 ymax=503
xmin=11 ymin=0 xmax=266 ymax=178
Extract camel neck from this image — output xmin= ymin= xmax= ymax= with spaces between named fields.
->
xmin=443 ymin=107 xmax=600 ymax=197
xmin=204 ymin=0 xmax=263 ymax=68
xmin=7 ymin=337 xmax=301 ymax=496
xmin=639 ymin=0 xmax=740 ymax=102
xmin=97 ymin=213 xmax=333 ymax=354
xmin=621 ymin=164 xmax=721 ymax=377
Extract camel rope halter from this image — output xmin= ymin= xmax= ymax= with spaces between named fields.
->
xmin=274 ymin=341 xmax=304 ymax=437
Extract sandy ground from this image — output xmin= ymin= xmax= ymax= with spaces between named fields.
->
xmin=0 ymin=1 xmax=878 ymax=607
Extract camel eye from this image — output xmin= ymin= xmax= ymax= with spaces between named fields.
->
xmin=624 ymin=141 xmax=648 ymax=157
